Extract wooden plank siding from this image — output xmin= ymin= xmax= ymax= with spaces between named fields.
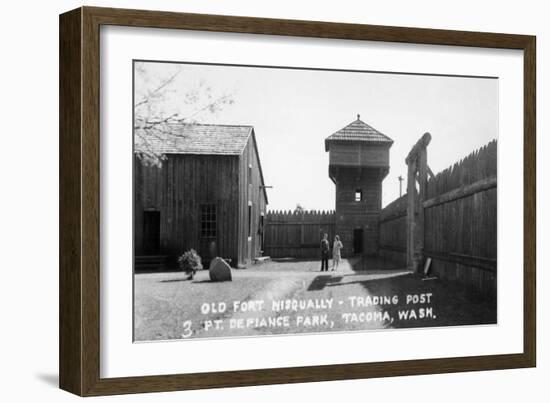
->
xmin=378 ymin=140 xmax=497 ymax=297
xmin=237 ymin=132 xmax=268 ymax=265
xmin=134 ymin=154 xmax=240 ymax=266
xmin=134 ymin=127 xmax=268 ymax=268
xmin=264 ymin=211 xmax=336 ymax=259
xmin=329 ymin=143 xmax=390 ymax=167
xmin=423 ymin=140 xmax=497 ymax=298
xmin=334 ymin=170 xmax=382 ymax=256
xmin=378 ymin=194 xmax=408 ymax=265
xmin=324 ymin=117 xmax=392 ymax=259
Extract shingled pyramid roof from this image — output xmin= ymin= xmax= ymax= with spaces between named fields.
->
xmin=325 ymin=115 xmax=393 ymax=151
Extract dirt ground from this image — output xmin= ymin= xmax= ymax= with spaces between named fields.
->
xmin=134 ymin=257 xmax=496 ymax=341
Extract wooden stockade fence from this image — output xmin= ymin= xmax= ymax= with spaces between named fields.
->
xmin=424 ymin=140 xmax=497 ymax=298
xmin=264 ymin=210 xmax=335 ymax=259
xmin=263 ymin=138 xmax=497 ymax=298
xmin=378 ymin=194 xmax=408 ymax=264
xmin=379 ymin=139 xmax=497 ymax=297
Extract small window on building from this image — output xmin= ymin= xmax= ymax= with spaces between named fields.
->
xmin=248 ymin=163 xmax=253 ymax=185
xmin=200 ymin=204 xmax=217 ymax=238
xmin=248 ymin=204 xmax=252 ymax=238
xmin=355 ymin=189 xmax=363 ymax=202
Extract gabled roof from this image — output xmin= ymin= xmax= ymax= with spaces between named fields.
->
xmin=135 ymin=123 xmax=254 ymax=155
xmin=135 ymin=123 xmax=269 ymax=203
xmin=325 ymin=115 xmax=393 ymax=151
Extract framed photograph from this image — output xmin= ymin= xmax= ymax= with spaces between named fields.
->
xmin=59 ymin=6 xmax=536 ymax=396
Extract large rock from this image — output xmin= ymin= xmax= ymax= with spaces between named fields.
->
xmin=209 ymin=257 xmax=232 ymax=282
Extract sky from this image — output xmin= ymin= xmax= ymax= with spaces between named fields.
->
xmin=135 ymin=61 xmax=498 ymax=211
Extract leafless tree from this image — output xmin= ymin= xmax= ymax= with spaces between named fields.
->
xmin=134 ymin=62 xmax=234 ymax=166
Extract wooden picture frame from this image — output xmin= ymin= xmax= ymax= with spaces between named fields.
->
xmin=59 ymin=6 xmax=536 ymax=396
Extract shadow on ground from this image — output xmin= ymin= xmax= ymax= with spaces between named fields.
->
xmin=264 ymin=256 xmax=405 ymax=273
xmin=309 ymin=270 xmax=496 ymax=328
xmin=350 ymin=256 xmax=405 ymax=271
xmin=307 ymin=275 xmax=345 ymax=291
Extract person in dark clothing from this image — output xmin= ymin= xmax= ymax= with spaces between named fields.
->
xmin=320 ymin=233 xmax=330 ymax=271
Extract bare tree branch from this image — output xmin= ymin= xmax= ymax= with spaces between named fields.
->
xmin=134 ymin=68 xmax=183 ymax=109
xmin=133 ymin=64 xmax=235 ymax=167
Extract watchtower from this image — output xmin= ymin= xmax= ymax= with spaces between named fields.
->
xmin=325 ymin=115 xmax=393 ymax=256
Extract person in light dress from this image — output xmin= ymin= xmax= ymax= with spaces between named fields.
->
xmin=332 ymin=235 xmax=343 ymax=271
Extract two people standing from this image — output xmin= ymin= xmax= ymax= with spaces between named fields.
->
xmin=320 ymin=233 xmax=343 ymax=272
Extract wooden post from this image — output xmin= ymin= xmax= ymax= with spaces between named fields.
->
xmin=405 ymin=132 xmax=431 ymax=272
xmin=417 ymin=145 xmax=428 ymax=271
xmin=406 ymin=158 xmax=416 ymax=270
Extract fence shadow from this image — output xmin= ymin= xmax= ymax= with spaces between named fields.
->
xmin=307 ymin=275 xmax=344 ymax=291
xmin=330 ymin=272 xmax=496 ymax=327
xmin=350 ymin=256 xmax=406 ymax=272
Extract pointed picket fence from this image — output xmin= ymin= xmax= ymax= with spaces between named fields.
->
xmin=379 ymin=140 xmax=497 ymax=297
xmin=264 ymin=210 xmax=336 ymax=259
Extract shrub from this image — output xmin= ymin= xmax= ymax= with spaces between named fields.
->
xmin=177 ymin=249 xmax=203 ymax=279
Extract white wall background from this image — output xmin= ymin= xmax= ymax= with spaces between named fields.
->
xmin=0 ymin=0 xmax=546 ymax=401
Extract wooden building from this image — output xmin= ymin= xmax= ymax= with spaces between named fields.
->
xmin=134 ymin=123 xmax=268 ymax=268
xmin=325 ymin=115 xmax=393 ymax=256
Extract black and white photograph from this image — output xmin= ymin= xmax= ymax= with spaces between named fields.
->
xmin=0 ymin=0 xmax=545 ymax=400
xmin=132 ymin=60 xmax=498 ymax=342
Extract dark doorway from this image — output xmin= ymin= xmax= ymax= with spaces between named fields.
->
xmin=143 ymin=210 xmax=160 ymax=255
xmin=353 ymin=228 xmax=363 ymax=254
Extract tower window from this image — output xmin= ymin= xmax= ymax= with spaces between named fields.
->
xmin=355 ymin=189 xmax=362 ymax=202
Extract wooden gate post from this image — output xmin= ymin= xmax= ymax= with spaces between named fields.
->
xmin=405 ymin=132 xmax=431 ymax=272
xmin=406 ymin=158 xmax=417 ymax=269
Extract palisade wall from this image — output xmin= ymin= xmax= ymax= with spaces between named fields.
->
xmin=424 ymin=140 xmax=497 ymax=297
xmin=264 ymin=210 xmax=335 ymax=259
xmin=379 ymin=140 xmax=497 ymax=297
xmin=378 ymin=194 xmax=408 ymax=266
